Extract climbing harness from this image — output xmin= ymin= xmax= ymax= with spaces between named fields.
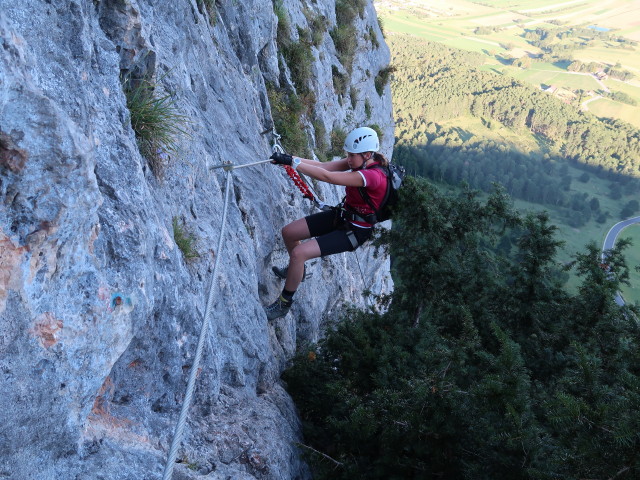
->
xmin=346 ymin=229 xmax=359 ymax=250
xmin=340 ymin=204 xmax=377 ymax=226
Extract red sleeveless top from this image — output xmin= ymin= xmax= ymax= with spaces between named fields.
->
xmin=344 ymin=162 xmax=388 ymax=227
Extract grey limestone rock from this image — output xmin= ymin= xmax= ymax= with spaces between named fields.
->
xmin=0 ymin=0 xmax=393 ymax=478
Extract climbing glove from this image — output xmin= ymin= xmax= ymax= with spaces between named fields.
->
xmin=270 ymin=152 xmax=293 ymax=166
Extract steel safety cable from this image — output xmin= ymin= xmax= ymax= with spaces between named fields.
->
xmin=162 ymin=169 xmax=233 ymax=480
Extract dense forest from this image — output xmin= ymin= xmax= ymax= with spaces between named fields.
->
xmin=284 ymin=177 xmax=640 ymax=479
xmin=390 ymin=36 xmax=640 ymax=225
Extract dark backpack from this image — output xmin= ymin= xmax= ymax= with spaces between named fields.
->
xmin=358 ymin=163 xmax=406 ymax=223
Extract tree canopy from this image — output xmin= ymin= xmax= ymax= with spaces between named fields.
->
xmin=284 ymin=177 xmax=640 ymax=479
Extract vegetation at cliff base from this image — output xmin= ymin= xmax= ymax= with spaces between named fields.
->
xmin=284 ymin=176 xmax=640 ymax=479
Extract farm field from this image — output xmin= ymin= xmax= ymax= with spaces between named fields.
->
xmin=574 ymin=41 xmax=640 ymax=71
xmin=380 ymin=14 xmax=508 ymax=53
xmin=376 ymin=0 xmax=640 ymax=125
xmin=606 ymin=77 xmax=640 ymax=97
xmin=509 ymin=67 xmax=602 ymax=90
xmin=431 ymin=116 xmax=539 ymax=153
xmin=587 ymin=97 xmax=640 ymax=128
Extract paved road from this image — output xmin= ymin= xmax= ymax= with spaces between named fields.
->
xmin=602 ymin=215 xmax=640 ymax=305
xmin=581 ymin=95 xmax=602 ymax=111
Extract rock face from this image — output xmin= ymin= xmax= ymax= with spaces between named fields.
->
xmin=0 ymin=1 xmax=392 ymax=478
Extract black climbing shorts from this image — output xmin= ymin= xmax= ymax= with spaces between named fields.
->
xmin=305 ymin=209 xmax=372 ymax=257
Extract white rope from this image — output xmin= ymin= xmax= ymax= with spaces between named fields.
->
xmin=162 ymin=170 xmax=233 ymax=480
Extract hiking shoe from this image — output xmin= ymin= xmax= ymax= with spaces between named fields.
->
xmin=272 ymin=265 xmax=309 ymax=281
xmin=264 ymin=296 xmax=293 ymax=321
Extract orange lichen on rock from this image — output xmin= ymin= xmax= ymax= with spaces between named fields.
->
xmin=30 ymin=312 xmax=63 ymax=348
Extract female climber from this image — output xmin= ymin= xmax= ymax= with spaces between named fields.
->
xmin=264 ymin=126 xmax=389 ymax=321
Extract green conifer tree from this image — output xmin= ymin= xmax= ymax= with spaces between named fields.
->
xmin=283 ymin=178 xmax=640 ymax=479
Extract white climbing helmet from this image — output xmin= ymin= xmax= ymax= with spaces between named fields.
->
xmin=344 ymin=127 xmax=380 ymax=153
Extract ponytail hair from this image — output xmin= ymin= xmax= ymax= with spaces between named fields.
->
xmin=372 ymin=152 xmax=389 ymax=167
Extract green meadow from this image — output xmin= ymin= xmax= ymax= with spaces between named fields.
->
xmin=588 ymin=97 xmax=640 ymax=128
xmin=510 ymin=68 xmax=602 ymax=90
xmin=607 ymin=78 xmax=640 ymax=98
xmin=377 ymin=0 xmax=640 ymax=125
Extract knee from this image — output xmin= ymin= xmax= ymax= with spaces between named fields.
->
xmin=289 ymin=244 xmax=309 ymax=264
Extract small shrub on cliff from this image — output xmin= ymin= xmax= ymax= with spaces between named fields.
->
xmin=267 ymin=84 xmax=310 ymax=157
xmin=312 ymin=119 xmax=330 ymax=162
xmin=284 ymin=32 xmax=314 ymax=93
xmin=123 ymin=75 xmax=189 ymax=177
xmin=349 ymin=86 xmax=358 ymax=109
xmin=365 ymin=25 xmax=379 ymax=49
xmin=304 ymin=8 xmax=329 ymax=47
xmin=368 ymin=124 xmax=383 ymax=143
xmin=330 ymin=24 xmax=357 ymax=75
xmin=327 ymin=127 xmax=347 ymax=159
xmin=275 ymin=5 xmax=314 ymax=92
xmin=331 ymin=65 xmax=349 ymax=98
xmin=377 ymin=16 xmax=386 ymax=39
xmin=330 ymin=0 xmax=366 ymax=75
xmin=374 ymin=65 xmax=396 ymax=96
xmin=364 ymin=98 xmax=372 ymax=119
xmin=172 ymin=217 xmax=199 ymax=260
xmin=274 ymin=0 xmax=291 ymax=44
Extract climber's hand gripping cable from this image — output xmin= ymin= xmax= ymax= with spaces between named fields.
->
xmin=270 ymin=152 xmax=293 ymax=166
xmin=269 ymin=131 xmax=331 ymax=211
xmin=211 ymin=129 xmax=329 ymax=210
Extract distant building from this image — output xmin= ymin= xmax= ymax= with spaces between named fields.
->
xmin=543 ymin=85 xmax=576 ymax=103
xmin=594 ymin=69 xmax=609 ymax=80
